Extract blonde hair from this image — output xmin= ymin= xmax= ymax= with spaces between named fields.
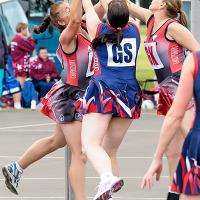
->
xmin=16 ymin=22 xmax=28 ymax=33
xmin=163 ymin=0 xmax=188 ymax=27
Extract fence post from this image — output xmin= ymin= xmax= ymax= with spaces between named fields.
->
xmin=65 ymin=147 xmax=74 ymax=200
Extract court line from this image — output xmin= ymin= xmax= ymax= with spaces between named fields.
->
xmin=0 ymin=129 xmax=160 ymax=132
xmin=0 ymin=197 xmax=165 ymax=199
xmin=0 ymin=176 xmax=169 ymax=181
xmin=0 ymin=155 xmax=166 ymax=159
xmin=0 ymin=123 xmax=55 ymax=130
xmin=0 ymin=197 xmax=64 ymax=199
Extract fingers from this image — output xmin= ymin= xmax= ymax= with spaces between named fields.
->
xmin=156 ymin=166 xmax=162 ymax=181
xmin=141 ymin=173 xmax=153 ymax=189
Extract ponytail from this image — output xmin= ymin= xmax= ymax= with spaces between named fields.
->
xmin=164 ymin=0 xmax=188 ymax=28
xmin=92 ymin=29 xmax=123 ymax=49
xmin=178 ymin=10 xmax=188 ymax=28
xmin=33 ymin=16 xmax=51 ymax=34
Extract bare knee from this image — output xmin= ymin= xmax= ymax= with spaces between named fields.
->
xmin=46 ymin=135 xmax=66 ymax=152
xmin=71 ymin=150 xmax=87 ymax=164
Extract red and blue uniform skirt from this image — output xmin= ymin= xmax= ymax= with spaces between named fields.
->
xmin=41 ymin=80 xmax=85 ymax=123
xmin=167 ymin=128 xmax=200 ymax=199
xmin=75 ymin=77 xmax=142 ymax=119
xmin=158 ymin=73 xmax=194 ymax=116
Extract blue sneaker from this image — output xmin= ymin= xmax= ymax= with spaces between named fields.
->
xmin=2 ymin=162 xmax=23 ymax=195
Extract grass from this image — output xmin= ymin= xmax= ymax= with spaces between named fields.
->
xmin=136 ymin=25 xmax=156 ymax=88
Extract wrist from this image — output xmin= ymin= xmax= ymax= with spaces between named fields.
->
xmin=153 ymin=153 xmax=163 ymax=161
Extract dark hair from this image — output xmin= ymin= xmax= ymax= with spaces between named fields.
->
xmin=92 ymin=0 xmax=129 ymax=49
xmin=33 ymin=1 xmax=66 ymax=34
xmin=163 ymin=0 xmax=188 ymax=28
xmin=38 ymin=46 xmax=47 ymax=52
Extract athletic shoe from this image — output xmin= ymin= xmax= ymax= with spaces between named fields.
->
xmin=31 ymin=100 xmax=36 ymax=110
xmin=2 ymin=162 xmax=23 ymax=195
xmin=93 ymin=176 xmax=124 ymax=200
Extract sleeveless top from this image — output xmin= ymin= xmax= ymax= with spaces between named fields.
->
xmin=144 ymin=15 xmax=186 ymax=84
xmin=57 ymin=33 xmax=94 ymax=89
xmin=93 ymin=22 xmax=141 ymax=80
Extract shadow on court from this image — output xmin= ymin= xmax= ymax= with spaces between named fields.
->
xmin=0 ymin=110 xmax=169 ymax=200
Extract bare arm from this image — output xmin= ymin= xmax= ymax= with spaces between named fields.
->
xmin=82 ymin=0 xmax=101 ymax=41
xmin=59 ymin=0 xmax=82 ymax=51
xmin=127 ymin=0 xmax=152 ymax=23
xmin=141 ymin=53 xmax=195 ymax=189
xmin=168 ymin=23 xmax=200 ymax=51
xmin=82 ymin=1 xmax=105 ymax=21
xmin=99 ymin=0 xmax=151 ymax=24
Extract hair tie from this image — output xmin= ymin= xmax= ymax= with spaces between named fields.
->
xmin=177 ymin=10 xmax=181 ymax=14
xmin=116 ymin=27 xmax=122 ymax=31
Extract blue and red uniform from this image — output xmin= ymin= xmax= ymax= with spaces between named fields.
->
xmin=144 ymin=15 xmax=189 ymax=115
xmin=41 ymin=32 xmax=93 ymax=123
xmin=75 ymin=22 xmax=142 ymax=118
xmin=168 ymin=51 xmax=200 ymax=199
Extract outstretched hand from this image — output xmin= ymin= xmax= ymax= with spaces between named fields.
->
xmin=141 ymin=158 xmax=163 ymax=189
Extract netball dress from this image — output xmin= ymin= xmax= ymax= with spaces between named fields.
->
xmin=168 ymin=51 xmax=200 ymax=199
xmin=75 ymin=22 xmax=142 ymax=119
xmin=41 ymin=33 xmax=94 ymax=123
xmin=144 ymin=15 xmax=187 ymax=115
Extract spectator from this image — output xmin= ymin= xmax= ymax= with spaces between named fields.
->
xmin=11 ymin=22 xmax=36 ymax=87
xmin=30 ymin=47 xmax=58 ymax=99
xmin=0 ymin=25 xmax=22 ymax=109
xmin=21 ymin=78 xmax=39 ymax=110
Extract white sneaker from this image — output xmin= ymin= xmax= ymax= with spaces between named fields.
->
xmin=14 ymin=102 xmax=22 ymax=109
xmin=31 ymin=100 xmax=36 ymax=110
xmin=93 ymin=176 xmax=124 ymax=200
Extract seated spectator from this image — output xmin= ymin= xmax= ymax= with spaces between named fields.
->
xmin=30 ymin=47 xmax=58 ymax=99
xmin=11 ymin=22 xmax=36 ymax=87
xmin=21 ymin=78 xmax=39 ymax=110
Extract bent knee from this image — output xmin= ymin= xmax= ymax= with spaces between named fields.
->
xmin=72 ymin=151 xmax=87 ymax=164
xmin=47 ymin=136 xmax=66 ymax=152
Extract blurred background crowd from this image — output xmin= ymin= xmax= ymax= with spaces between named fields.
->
xmin=0 ymin=0 xmax=191 ymax=110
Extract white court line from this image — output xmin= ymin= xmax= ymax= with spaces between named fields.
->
xmin=128 ymin=130 xmax=159 ymax=133
xmin=0 ymin=155 xmax=158 ymax=159
xmin=0 ymin=176 xmax=169 ymax=181
xmin=0 ymin=197 xmax=165 ymax=199
xmin=0 ymin=123 xmax=55 ymax=130
xmin=89 ymin=198 xmax=165 ymax=200
xmin=0 ymin=197 xmax=64 ymax=199
xmin=0 ymin=129 xmax=160 ymax=133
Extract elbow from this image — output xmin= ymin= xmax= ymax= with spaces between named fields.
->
xmin=70 ymin=18 xmax=82 ymax=26
xmin=166 ymin=109 xmax=184 ymax=123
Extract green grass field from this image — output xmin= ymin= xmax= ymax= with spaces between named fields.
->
xmin=136 ymin=25 xmax=155 ymax=88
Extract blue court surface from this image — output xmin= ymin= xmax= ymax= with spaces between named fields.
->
xmin=0 ymin=110 xmax=169 ymax=200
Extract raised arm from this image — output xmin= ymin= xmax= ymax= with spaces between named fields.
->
xmin=141 ymin=53 xmax=195 ymax=189
xmin=82 ymin=1 xmax=105 ymax=22
xmin=167 ymin=23 xmax=200 ymax=51
xmin=99 ymin=0 xmax=151 ymax=24
xmin=127 ymin=0 xmax=152 ymax=23
xmin=59 ymin=0 xmax=82 ymax=50
xmin=82 ymin=0 xmax=101 ymax=41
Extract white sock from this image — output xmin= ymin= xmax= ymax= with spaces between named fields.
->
xmin=100 ymin=172 xmax=113 ymax=182
xmin=15 ymin=162 xmax=24 ymax=173
xmin=14 ymin=102 xmax=22 ymax=109
xmin=31 ymin=100 xmax=36 ymax=109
